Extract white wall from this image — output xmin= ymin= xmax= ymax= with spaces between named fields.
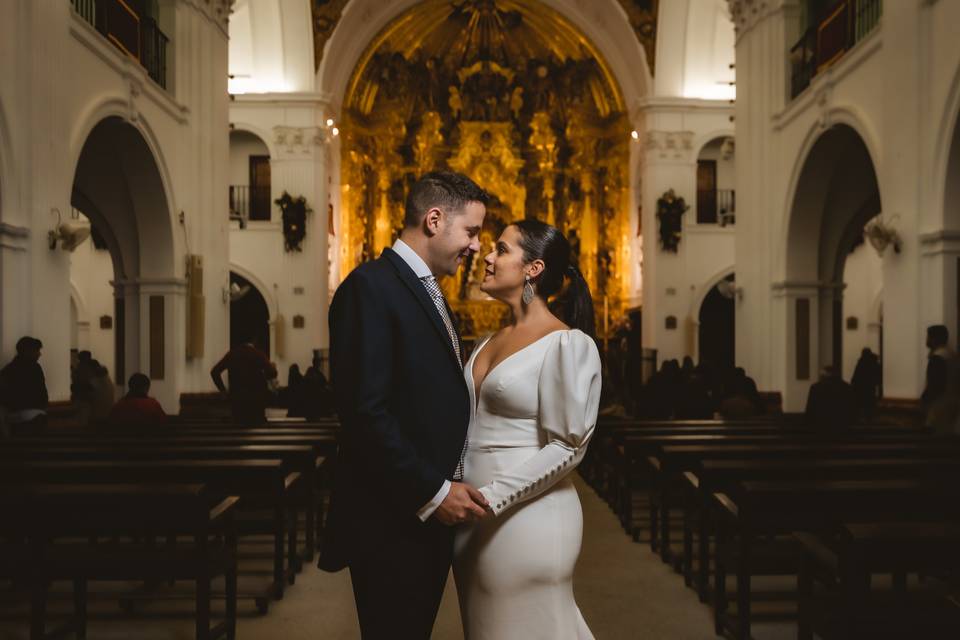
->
xmin=69 ymin=228 xmax=116 ymax=374
xmin=228 ymin=0 xmax=315 ymax=94
xmin=0 ymin=0 xmax=231 ymax=410
xmin=730 ymin=0 xmax=960 ymax=409
xmin=841 ymin=240 xmax=883 ymax=379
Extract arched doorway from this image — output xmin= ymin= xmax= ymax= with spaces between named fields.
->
xmin=229 ymin=129 xmax=272 ymax=225
xmin=699 ymin=273 xmax=735 ymax=370
xmin=230 ymin=272 xmax=270 ymax=358
xmin=71 ymin=116 xmax=176 ymax=400
xmin=785 ymin=124 xmax=881 ymax=384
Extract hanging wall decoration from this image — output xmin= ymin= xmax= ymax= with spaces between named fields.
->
xmin=656 ymin=188 xmax=688 ymax=252
xmin=275 ymin=191 xmax=312 ymax=252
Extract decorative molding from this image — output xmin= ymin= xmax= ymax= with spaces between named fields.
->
xmin=727 ymin=0 xmax=791 ymax=41
xmin=643 ymin=130 xmax=694 ymax=161
xmin=273 ymin=126 xmax=333 ymax=157
xmin=179 ymin=0 xmax=234 ymax=35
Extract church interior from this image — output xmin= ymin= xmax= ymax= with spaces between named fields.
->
xmin=3 ymin=0 xmax=960 ymax=637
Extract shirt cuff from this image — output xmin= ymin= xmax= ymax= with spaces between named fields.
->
xmin=417 ymin=480 xmax=451 ymax=522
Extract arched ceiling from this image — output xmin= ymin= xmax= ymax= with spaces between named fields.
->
xmin=345 ymin=0 xmax=626 ymax=117
xmin=313 ymin=0 xmax=658 ymax=79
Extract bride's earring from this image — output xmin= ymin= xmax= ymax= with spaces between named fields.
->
xmin=522 ymin=274 xmax=535 ymax=305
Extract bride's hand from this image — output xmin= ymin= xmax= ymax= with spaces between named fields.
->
xmin=434 ymin=482 xmax=489 ymax=526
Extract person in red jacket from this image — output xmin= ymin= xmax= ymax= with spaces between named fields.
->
xmin=109 ymin=373 xmax=167 ymax=428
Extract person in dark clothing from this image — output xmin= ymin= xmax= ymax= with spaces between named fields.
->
xmin=850 ymin=347 xmax=881 ymax=422
xmin=804 ymin=365 xmax=858 ymax=429
xmin=921 ymin=324 xmax=959 ymax=433
xmin=210 ymin=341 xmax=277 ymax=425
xmin=109 ymin=373 xmax=167 ymax=428
xmin=0 ymin=336 xmax=49 ymax=430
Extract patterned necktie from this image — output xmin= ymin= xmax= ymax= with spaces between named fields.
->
xmin=420 ymin=275 xmax=462 ymax=367
xmin=420 ymin=274 xmax=467 ymax=480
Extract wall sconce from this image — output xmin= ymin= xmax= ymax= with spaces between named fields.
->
xmin=48 ymin=207 xmax=90 ymax=252
xmin=716 ymin=279 xmax=743 ymax=300
xmin=864 ymin=214 xmax=901 ymax=256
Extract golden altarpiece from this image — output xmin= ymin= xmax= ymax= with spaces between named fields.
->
xmin=337 ymin=0 xmax=633 ymax=339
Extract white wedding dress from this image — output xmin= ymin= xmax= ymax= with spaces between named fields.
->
xmin=453 ymin=329 xmax=601 ymax=640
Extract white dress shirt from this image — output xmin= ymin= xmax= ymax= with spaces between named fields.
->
xmin=392 ymin=238 xmax=453 ymax=521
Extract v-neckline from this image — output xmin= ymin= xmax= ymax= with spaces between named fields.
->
xmin=470 ymin=329 xmax=567 ymax=410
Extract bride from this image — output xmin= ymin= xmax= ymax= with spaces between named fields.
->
xmin=453 ymin=219 xmax=602 ymax=639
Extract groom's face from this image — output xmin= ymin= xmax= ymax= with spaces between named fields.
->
xmin=429 ymin=201 xmax=486 ymax=277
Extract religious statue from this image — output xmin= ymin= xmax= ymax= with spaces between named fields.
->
xmin=656 ymin=188 xmax=687 ymax=252
xmin=275 ymin=191 xmax=312 ymax=252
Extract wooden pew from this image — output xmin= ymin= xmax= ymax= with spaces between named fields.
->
xmin=0 ymin=458 xmax=300 ymax=608
xmin=0 ymin=444 xmax=322 ymax=596
xmin=647 ymin=439 xmax=953 ymax=560
xmin=0 ymin=483 xmax=238 ymax=640
xmin=683 ymin=456 xmax=960 ymax=601
xmin=711 ymin=478 xmax=960 ymax=640
xmin=796 ymin=522 xmax=960 ymax=639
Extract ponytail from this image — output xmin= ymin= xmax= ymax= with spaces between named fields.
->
xmin=558 ymin=264 xmax=596 ymax=339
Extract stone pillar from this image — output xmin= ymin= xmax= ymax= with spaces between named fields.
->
xmin=639 ymin=128 xmax=696 ymax=363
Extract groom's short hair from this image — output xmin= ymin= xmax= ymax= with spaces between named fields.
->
xmin=403 ymin=171 xmax=489 ymax=228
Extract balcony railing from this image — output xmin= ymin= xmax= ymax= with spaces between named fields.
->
xmin=697 ymin=188 xmax=736 ymax=226
xmin=70 ymin=0 xmax=169 ymax=89
xmin=789 ymin=0 xmax=882 ymax=99
xmin=230 ymin=185 xmax=272 ymax=227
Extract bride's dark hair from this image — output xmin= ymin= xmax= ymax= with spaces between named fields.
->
xmin=513 ymin=219 xmax=596 ymax=339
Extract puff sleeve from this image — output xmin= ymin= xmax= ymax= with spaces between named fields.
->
xmin=478 ymin=330 xmax=602 ymax=516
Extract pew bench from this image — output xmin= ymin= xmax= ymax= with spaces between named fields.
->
xmin=0 ymin=483 xmax=238 ymax=640
xmin=796 ymin=523 xmax=960 ymax=639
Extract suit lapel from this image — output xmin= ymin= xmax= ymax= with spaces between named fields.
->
xmin=382 ymin=248 xmax=463 ymax=371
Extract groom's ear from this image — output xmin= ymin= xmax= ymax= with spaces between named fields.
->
xmin=423 ymin=208 xmax=443 ymax=237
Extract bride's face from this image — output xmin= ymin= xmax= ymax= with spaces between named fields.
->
xmin=480 ymin=225 xmax=527 ymax=300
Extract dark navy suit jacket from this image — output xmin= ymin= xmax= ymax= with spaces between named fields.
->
xmin=319 ymin=248 xmax=469 ymax=571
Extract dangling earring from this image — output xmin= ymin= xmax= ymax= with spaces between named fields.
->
xmin=522 ymin=274 xmax=535 ymax=305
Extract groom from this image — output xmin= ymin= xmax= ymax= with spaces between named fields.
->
xmin=320 ymin=171 xmax=491 ymax=637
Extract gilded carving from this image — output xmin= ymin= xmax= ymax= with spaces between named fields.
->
xmin=615 ymin=0 xmax=659 ymax=73
xmin=338 ymin=0 xmax=633 ymax=336
xmin=311 ymin=0 xmax=350 ymax=71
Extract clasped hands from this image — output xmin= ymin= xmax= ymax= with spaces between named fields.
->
xmin=434 ymin=482 xmax=492 ymax=526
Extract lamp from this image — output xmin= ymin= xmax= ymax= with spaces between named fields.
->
xmin=48 ymin=207 xmax=91 ymax=252
xmin=863 ymin=214 xmax=901 ymax=256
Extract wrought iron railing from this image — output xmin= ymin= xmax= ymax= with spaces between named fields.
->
xmin=718 ymin=189 xmax=736 ymax=227
xmin=789 ymin=0 xmax=882 ymax=99
xmin=697 ymin=188 xmax=736 ymax=225
xmin=230 ymin=185 xmax=272 ymax=226
xmin=70 ymin=0 xmax=169 ymax=89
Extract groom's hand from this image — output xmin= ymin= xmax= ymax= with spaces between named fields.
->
xmin=434 ymin=482 xmax=489 ymax=526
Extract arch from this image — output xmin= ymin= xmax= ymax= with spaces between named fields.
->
xmin=68 ymin=98 xmax=178 ymax=275
xmin=697 ymin=272 xmax=736 ymax=369
xmin=229 ymin=270 xmax=272 ymax=358
xmin=0 ymin=95 xmax=12 ymax=225
xmin=783 ymin=120 xmax=882 ymax=381
xmin=229 ymin=122 xmax=277 ymax=159
xmin=781 ymin=107 xmax=883 ymax=275
xmin=316 ymin=0 xmax=650 ymax=115
xmin=228 ymin=263 xmax=277 ymax=321
xmin=692 ymin=129 xmax=735 ymax=160
xmin=935 ymin=60 xmax=960 ymax=230
xmin=691 ymin=265 xmax=736 ymax=319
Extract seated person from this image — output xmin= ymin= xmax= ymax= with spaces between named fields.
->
xmin=804 ymin=365 xmax=857 ymax=429
xmin=109 ymin=373 xmax=167 ymax=428
xmin=0 ymin=336 xmax=49 ymax=431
